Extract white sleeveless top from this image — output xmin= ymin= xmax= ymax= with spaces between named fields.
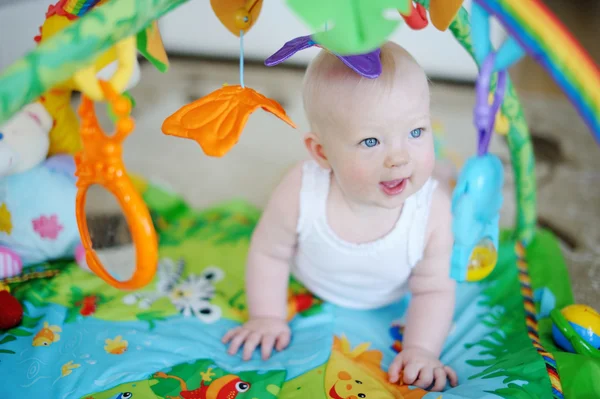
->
xmin=291 ymin=160 xmax=438 ymax=309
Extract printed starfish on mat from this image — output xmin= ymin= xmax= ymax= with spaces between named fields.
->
xmin=162 ymin=85 xmax=296 ymax=157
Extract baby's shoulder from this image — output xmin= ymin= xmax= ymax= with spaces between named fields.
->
xmin=425 ymin=182 xmax=453 ymax=237
xmin=269 ymin=161 xmax=305 ymax=201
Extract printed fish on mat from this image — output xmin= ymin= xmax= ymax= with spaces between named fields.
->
xmin=32 ymin=321 xmax=61 ymax=346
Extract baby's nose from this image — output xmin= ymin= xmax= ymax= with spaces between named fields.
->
xmin=385 ymin=153 xmax=409 ymax=168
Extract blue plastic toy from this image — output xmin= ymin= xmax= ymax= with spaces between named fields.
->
xmin=450 ymin=53 xmax=507 ymax=282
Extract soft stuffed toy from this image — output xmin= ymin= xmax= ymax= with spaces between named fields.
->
xmin=0 ymin=102 xmax=86 ymax=280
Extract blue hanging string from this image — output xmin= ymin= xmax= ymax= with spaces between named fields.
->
xmin=239 ymin=30 xmax=245 ymax=88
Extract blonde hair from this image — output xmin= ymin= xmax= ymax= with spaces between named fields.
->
xmin=302 ymin=41 xmax=429 ymax=135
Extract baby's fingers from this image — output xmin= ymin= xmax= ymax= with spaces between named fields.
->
xmin=402 ymin=362 xmax=422 ymax=385
xmin=261 ymin=334 xmax=276 ymax=360
xmin=413 ymin=366 xmax=434 ymax=389
xmin=431 ymin=368 xmax=447 ymax=391
xmin=444 ymin=366 xmax=459 ymax=387
xmin=227 ymin=329 xmax=250 ymax=355
xmin=388 ymin=356 xmax=404 ymax=383
xmin=242 ymin=332 xmax=262 ymax=361
xmin=222 ymin=327 xmax=241 ymax=344
xmin=275 ymin=331 xmax=291 ymax=351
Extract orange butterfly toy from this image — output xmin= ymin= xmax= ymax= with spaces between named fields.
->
xmin=162 ymin=0 xmax=297 ymax=157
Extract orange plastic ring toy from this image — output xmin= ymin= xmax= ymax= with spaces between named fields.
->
xmin=75 ymin=80 xmax=158 ymax=290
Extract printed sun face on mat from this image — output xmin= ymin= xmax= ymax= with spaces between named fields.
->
xmin=122 ymin=258 xmax=224 ymax=323
xmin=325 ymin=336 xmax=427 ymax=399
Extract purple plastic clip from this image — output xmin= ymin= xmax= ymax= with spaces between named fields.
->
xmin=474 ymin=53 xmax=508 ymax=156
xmin=265 ymin=35 xmax=382 ymax=79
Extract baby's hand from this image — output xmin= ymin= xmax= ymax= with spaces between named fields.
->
xmin=388 ymin=347 xmax=458 ymax=391
xmin=222 ymin=317 xmax=291 ymax=361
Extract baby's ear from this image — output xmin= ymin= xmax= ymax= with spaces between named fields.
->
xmin=304 ymin=132 xmax=330 ymax=170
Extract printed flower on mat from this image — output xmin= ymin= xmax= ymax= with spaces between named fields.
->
xmin=32 ymin=214 xmax=63 ymax=240
xmin=169 ymin=274 xmax=223 ymax=323
xmin=162 ymin=84 xmax=296 ymax=157
xmin=123 ymin=258 xmax=225 ymax=324
xmin=104 ymin=335 xmax=128 ymax=354
xmin=61 ymin=360 xmax=81 ymax=377
xmin=0 ymin=203 xmax=12 ymax=234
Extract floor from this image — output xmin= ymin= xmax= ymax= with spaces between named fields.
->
xmin=83 ymin=54 xmax=600 ymax=310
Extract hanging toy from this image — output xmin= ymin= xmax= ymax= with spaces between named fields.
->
xmin=429 ymin=0 xmax=464 ymax=31
xmin=400 ymin=2 xmax=429 ymax=30
xmin=162 ymin=0 xmax=296 ymax=157
xmin=265 ymin=35 xmax=382 ymax=79
xmin=75 ymin=79 xmax=158 ymax=290
xmin=399 ymin=0 xmax=465 ymax=31
xmin=286 ymin=0 xmax=411 ymax=55
xmin=450 ymin=53 xmax=507 ymax=282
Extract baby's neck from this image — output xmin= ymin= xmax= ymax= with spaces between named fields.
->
xmin=327 ymin=176 xmax=403 ymax=244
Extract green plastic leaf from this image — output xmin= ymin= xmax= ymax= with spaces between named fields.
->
xmin=0 ymin=349 xmax=16 ymax=355
xmin=286 ymin=0 xmax=410 ymax=54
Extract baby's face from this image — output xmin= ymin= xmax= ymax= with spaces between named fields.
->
xmin=321 ymin=80 xmax=435 ymax=210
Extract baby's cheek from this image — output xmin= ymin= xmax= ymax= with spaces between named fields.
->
xmin=415 ymin=142 xmax=436 ymax=176
xmin=339 ymin=160 xmax=371 ymax=194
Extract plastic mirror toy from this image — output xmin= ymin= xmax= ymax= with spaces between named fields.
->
xmin=75 ymin=80 xmax=158 ymax=290
xmin=551 ymin=305 xmax=600 ymax=359
xmin=71 ymin=34 xmax=158 ymax=290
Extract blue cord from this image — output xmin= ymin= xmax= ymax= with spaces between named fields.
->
xmin=240 ymin=30 xmax=245 ymax=88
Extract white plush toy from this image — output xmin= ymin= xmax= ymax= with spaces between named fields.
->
xmin=0 ymin=102 xmax=86 ymax=278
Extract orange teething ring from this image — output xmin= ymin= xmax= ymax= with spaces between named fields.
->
xmin=75 ymin=81 xmax=158 ymax=290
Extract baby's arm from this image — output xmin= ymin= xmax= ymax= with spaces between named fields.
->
xmin=389 ymin=187 xmax=458 ymax=390
xmin=222 ymin=162 xmax=303 ymax=360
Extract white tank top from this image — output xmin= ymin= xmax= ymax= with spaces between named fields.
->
xmin=291 ymin=160 xmax=438 ymax=309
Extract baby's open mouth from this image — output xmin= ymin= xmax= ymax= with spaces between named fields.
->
xmin=379 ymin=178 xmax=407 ymax=196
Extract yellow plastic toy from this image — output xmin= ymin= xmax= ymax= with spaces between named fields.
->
xmin=34 ymin=0 xmax=169 ymax=156
xmin=466 ymin=237 xmax=498 ymax=281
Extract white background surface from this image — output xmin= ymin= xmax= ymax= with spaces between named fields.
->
xmin=0 ymin=0 xmax=506 ymax=81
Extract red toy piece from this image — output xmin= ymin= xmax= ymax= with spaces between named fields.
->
xmin=401 ymin=2 xmax=429 ymax=30
xmin=0 ymin=289 xmax=24 ymax=330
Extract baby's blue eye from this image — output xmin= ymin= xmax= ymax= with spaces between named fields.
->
xmin=361 ymin=138 xmax=379 ymax=148
xmin=410 ymin=128 xmax=423 ymax=138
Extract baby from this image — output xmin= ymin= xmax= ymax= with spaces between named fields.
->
xmin=222 ymin=41 xmax=458 ymax=391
